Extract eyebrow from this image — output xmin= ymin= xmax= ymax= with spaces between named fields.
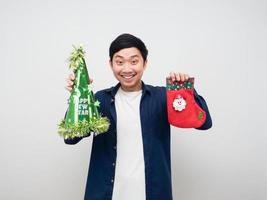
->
xmin=114 ymin=55 xmax=139 ymax=59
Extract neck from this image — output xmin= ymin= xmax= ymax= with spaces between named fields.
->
xmin=121 ymin=82 xmax=142 ymax=92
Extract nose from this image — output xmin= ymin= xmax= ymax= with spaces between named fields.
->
xmin=122 ymin=62 xmax=132 ymax=71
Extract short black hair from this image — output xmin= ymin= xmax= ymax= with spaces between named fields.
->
xmin=109 ymin=33 xmax=148 ymax=61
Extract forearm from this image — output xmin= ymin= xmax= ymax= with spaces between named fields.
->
xmin=194 ymin=90 xmax=212 ymax=130
xmin=62 ymin=110 xmax=89 ymax=145
xmin=64 ymin=137 xmax=83 ymax=145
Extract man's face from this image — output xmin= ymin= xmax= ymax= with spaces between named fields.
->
xmin=110 ymin=47 xmax=147 ymax=91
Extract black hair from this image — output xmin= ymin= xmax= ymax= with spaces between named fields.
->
xmin=109 ymin=33 xmax=148 ymax=61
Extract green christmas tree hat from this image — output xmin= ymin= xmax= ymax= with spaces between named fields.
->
xmin=58 ymin=45 xmax=110 ymax=139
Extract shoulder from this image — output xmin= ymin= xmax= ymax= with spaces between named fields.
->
xmin=145 ymin=84 xmax=166 ymax=97
xmin=95 ymin=87 xmax=113 ymax=98
xmin=143 ymin=83 xmax=167 ymax=106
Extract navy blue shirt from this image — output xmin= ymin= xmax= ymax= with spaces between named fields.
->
xmin=64 ymin=82 xmax=212 ymax=200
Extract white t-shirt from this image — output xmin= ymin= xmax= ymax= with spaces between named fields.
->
xmin=112 ymin=87 xmax=146 ymax=200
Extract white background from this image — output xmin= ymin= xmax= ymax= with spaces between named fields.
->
xmin=1 ymin=0 xmax=266 ymax=199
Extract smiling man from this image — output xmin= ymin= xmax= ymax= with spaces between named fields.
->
xmin=64 ymin=33 xmax=212 ymax=200
xmin=111 ymin=47 xmax=146 ymax=92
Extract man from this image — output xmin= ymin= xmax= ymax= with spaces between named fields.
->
xmin=65 ymin=33 xmax=212 ymax=200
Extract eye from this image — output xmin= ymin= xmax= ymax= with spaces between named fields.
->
xmin=115 ymin=60 xmax=124 ymax=66
xmin=131 ymin=59 xmax=139 ymax=65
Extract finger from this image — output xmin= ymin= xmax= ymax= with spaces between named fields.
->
xmin=166 ymin=72 xmax=173 ymax=82
xmin=69 ymin=73 xmax=75 ymax=80
xmin=66 ymin=79 xmax=74 ymax=86
xmin=180 ymin=73 xmax=186 ymax=82
xmin=185 ymin=74 xmax=190 ymax=80
xmin=170 ymin=71 xmax=176 ymax=82
xmin=175 ymin=73 xmax=181 ymax=82
xmin=166 ymin=75 xmax=172 ymax=84
xmin=65 ymin=86 xmax=73 ymax=92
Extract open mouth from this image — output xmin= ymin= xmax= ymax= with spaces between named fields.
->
xmin=121 ymin=74 xmax=136 ymax=80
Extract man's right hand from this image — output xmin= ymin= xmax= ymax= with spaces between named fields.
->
xmin=65 ymin=73 xmax=93 ymax=92
xmin=65 ymin=73 xmax=75 ymax=92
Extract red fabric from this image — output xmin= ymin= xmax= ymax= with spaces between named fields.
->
xmin=167 ymin=88 xmax=206 ymax=128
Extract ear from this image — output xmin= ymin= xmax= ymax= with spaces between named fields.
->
xmin=109 ymin=60 xmax=113 ymax=68
xmin=143 ymin=60 xmax=148 ymax=70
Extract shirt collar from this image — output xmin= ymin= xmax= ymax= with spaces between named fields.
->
xmin=104 ymin=81 xmax=151 ymax=98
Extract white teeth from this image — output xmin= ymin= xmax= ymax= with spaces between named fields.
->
xmin=122 ymin=75 xmax=134 ymax=79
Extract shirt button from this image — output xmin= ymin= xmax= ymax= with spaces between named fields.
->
xmin=113 ymin=146 xmax=116 ymax=150
xmin=111 ymin=179 xmax=114 ymax=183
xmin=112 ymin=162 xmax=115 ymax=166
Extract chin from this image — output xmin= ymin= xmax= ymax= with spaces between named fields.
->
xmin=121 ymin=82 xmax=141 ymax=91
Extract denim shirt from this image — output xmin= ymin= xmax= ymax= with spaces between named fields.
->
xmin=64 ymin=82 xmax=212 ymax=200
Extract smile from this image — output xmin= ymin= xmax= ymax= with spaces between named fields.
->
xmin=121 ymin=74 xmax=136 ymax=80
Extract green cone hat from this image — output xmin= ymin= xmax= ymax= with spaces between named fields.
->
xmin=58 ymin=45 xmax=110 ymax=139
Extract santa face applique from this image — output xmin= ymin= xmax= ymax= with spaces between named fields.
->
xmin=172 ymin=95 xmax=186 ymax=111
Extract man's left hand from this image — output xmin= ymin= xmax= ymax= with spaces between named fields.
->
xmin=167 ymin=71 xmax=190 ymax=82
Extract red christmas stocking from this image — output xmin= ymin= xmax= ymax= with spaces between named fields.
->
xmin=166 ymin=78 xmax=206 ymax=128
